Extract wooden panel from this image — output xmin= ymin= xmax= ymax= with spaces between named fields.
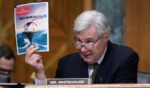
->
xmin=125 ymin=0 xmax=150 ymax=73
xmin=83 ymin=0 xmax=93 ymax=10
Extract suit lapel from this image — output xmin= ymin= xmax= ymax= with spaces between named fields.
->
xmin=95 ymin=41 xmax=114 ymax=83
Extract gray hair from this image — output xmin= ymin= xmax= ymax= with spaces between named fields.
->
xmin=73 ymin=10 xmax=110 ymax=37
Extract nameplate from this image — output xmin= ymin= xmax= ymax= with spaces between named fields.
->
xmin=47 ymin=78 xmax=91 ymax=85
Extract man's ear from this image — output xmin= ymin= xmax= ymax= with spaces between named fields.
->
xmin=103 ymin=32 xmax=109 ymax=39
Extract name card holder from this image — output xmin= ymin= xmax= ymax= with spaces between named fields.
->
xmin=47 ymin=78 xmax=91 ymax=85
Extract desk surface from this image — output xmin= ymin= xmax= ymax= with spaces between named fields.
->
xmin=25 ymin=84 xmax=150 ymax=88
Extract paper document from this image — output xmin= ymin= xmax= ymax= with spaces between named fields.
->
xmin=14 ymin=2 xmax=49 ymax=55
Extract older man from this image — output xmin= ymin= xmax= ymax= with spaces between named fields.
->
xmin=25 ymin=10 xmax=139 ymax=84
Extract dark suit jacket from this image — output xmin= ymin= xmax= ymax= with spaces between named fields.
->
xmin=55 ymin=41 xmax=139 ymax=83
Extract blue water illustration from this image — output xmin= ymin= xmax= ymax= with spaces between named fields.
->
xmin=16 ymin=30 xmax=48 ymax=54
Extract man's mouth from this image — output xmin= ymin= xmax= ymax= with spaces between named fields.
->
xmin=83 ymin=54 xmax=92 ymax=58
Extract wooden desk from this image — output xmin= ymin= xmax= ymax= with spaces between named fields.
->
xmin=25 ymin=84 xmax=150 ymax=88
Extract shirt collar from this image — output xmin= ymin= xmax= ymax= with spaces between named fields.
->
xmin=97 ymin=46 xmax=107 ymax=65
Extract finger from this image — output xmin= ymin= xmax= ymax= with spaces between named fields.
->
xmin=25 ymin=54 xmax=39 ymax=63
xmin=26 ymin=45 xmax=36 ymax=52
xmin=29 ymin=54 xmax=42 ymax=65
xmin=25 ymin=46 xmax=38 ymax=58
xmin=30 ymin=54 xmax=42 ymax=61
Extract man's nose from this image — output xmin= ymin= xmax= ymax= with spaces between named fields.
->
xmin=80 ymin=45 xmax=87 ymax=52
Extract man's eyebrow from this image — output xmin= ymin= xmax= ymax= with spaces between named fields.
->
xmin=85 ymin=38 xmax=94 ymax=40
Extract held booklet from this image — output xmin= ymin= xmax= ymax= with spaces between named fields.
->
xmin=14 ymin=2 xmax=49 ymax=55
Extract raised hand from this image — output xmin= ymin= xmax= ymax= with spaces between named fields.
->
xmin=25 ymin=45 xmax=46 ymax=80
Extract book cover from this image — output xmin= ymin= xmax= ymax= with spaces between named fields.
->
xmin=14 ymin=2 xmax=49 ymax=55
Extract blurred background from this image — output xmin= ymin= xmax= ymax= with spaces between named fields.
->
xmin=0 ymin=0 xmax=150 ymax=83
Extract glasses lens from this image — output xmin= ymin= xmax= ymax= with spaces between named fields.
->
xmin=74 ymin=37 xmax=100 ymax=49
xmin=85 ymin=43 xmax=94 ymax=49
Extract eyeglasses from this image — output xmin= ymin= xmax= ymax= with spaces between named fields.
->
xmin=73 ymin=37 xmax=101 ymax=49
